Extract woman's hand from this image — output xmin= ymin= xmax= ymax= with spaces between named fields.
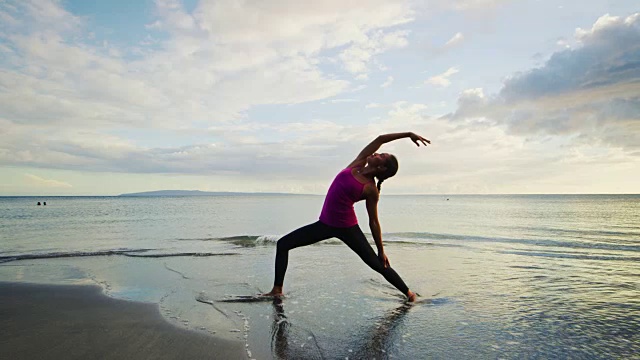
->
xmin=410 ymin=133 xmax=430 ymax=147
xmin=378 ymin=251 xmax=390 ymax=268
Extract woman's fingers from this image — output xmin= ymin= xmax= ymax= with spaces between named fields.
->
xmin=380 ymin=253 xmax=390 ymax=268
xmin=413 ymin=137 xmax=430 ymax=147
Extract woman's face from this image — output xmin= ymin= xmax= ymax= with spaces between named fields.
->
xmin=366 ymin=153 xmax=392 ymax=169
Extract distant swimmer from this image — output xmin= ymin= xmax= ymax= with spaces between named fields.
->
xmin=43 ymin=202 xmax=47 ymax=206
xmin=37 ymin=202 xmax=41 ymax=206
xmin=263 ymin=132 xmax=430 ymax=302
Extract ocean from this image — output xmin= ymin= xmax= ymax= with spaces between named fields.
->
xmin=1 ymin=194 xmax=638 ymax=359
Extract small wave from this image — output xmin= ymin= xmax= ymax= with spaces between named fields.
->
xmin=177 ymin=231 xmax=639 ymax=252
xmin=218 ymin=235 xmax=443 ymax=248
xmin=177 ymin=235 xmax=281 ymax=247
xmin=383 ymin=238 xmax=466 ymax=248
xmin=211 ymin=234 xmax=463 ymax=248
xmin=217 ymin=235 xmax=280 ymax=247
xmin=0 ymin=248 xmax=239 ymax=264
xmin=124 ymin=252 xmax=239 ymax=258
xmin=509 ymin=265 xmax=545 ymax=270
xmin=509 ymin=226 xmax=640 ymax=238
xmin=501 ymin=250 xmax=640 ymax=262
xmin=389 ymin=232 xmax=640 ymax=253
xmin=0 ymin=248 xmax=151 ymax=263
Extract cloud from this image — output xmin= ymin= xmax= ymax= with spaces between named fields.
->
xmin=5 ymin=1 xmax=635 ymax=195
xmin=444 ymin=32 xmax=464 ymax=47
xmin=555 ymin=37 xmax=571 ymax=49
xmin=381 ymin=76 xmax=394 ymax=88
xmin=24 ymin=174 xmax=72 ymax=188
xmin=411 ymin=0 xmax=507 ymax=15
xmin=449 ymin=12 xmax=640 ymax=153
xmin=339 ymin=30 xmax=410 ymax=75
xmin=0 ymin=120 xmax=352 ymax=180
xmin=500 ymin=14 xmax=640 ymax=102
xmin=0 ymin=0 xmax=417 ymax=177
xmin=388 ymin=101 xmax=428 ymax=118
xmin=0 ymin=0 xmax=415 ymax=131
xmin=329 ymin=98 xmax=359 ymax=104
xmin=453 ymin=88 xmax=488 ymax=118
xmin=451 ymin=0 xmax=508 ymax=11
xmin=0 ymin=107 xmax=424 ymax=190
xmin=426 ymin=67 xmax=459 ymax=87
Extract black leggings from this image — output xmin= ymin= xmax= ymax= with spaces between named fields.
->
xmin=274 ymin=221 xmax=410 ymax=295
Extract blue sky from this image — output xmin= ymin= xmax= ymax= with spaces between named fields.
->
xmin=0 ymin=0 xmax=638 ymax=195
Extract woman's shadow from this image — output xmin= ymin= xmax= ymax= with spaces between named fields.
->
xmin=270 ymin=297 xmax=413 ymax=359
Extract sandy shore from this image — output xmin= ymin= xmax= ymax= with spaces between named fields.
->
xmin=0 ymin=282 xmax=247 ymax=360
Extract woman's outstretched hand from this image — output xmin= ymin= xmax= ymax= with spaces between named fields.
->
xmin=410 ymin=133 xmax=430 ymax=147
xmin=378 ymin=251 xmax=390 ymax=268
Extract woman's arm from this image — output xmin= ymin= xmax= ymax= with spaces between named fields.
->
xmin=364 ymin=185 xmax=390 ymax=268
xmin=348 ymin=132 xmax=430 ymax=168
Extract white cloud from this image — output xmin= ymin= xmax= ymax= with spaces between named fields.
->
xmin=556 ymin=37 xmax=570 ymax=48
xmin=426 ymin=67 xmax=459 ymax=87
xmin=329 ymin=98 xmax=359 ymax=103
xmin=388 ymin=101 xmax=428 ymax=118
xmin=381 ymin=76 xmax=394 ymax=88
xmin=0 ymin=0 xmax=415 ymax=133
xmin=2 ymin=1 xmax=637 ymax=195
xmin=339 ymin=30 xmax=410 ymax=75
xmin=452 ymin=0 xmax=508 ymax=11
xmin=449 ymin=12 xmax=640 ymax=153
xmin=0 ymin=0 xmax=417 ymax=177
xmin=410 ymin=0 xmax=507 ymax=16
xmin=453 ymin=88 xmax=488 ymax=119
xmin=350 ymin=84 xmax=368 ymax=92
xmin=444 ymin=32 xmax=464 ymax=47
xmin=24 ymin=174 xmax=72 ymax=188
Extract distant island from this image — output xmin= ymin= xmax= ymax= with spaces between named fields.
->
xmin=118 ymin=190 xmax=301 ymax=197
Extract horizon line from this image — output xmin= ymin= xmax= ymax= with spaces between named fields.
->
xmin=1 ymin=193 xmax=639 ymax=197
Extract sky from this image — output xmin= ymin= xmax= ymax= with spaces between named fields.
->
xmin=0 ymin=0 xmax=638 ymax=195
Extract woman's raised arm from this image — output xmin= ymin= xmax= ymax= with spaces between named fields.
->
xmin=348 ymin=132 xmax=430 ymax=168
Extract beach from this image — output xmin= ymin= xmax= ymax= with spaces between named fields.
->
xmin=0 ymin=282 xmax=246 ymax=360
xmin=2 ymin=0 xmax=638 ymax=358
xmin=1 ymin=195 xmax=638 ymax=359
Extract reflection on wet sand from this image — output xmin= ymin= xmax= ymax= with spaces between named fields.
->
xmin=351 ymin=303 xmax=412 ymax=358
xmin=270 ymin=297 xmax=413 ymax=359
xmin=270 ymin=297 xmax=323 ymax=359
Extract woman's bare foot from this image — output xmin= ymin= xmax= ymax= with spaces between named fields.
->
xmin=261 ymin=286 xmax=284 ymax=297
xmin=407 ymin=290 xmax=417 ymax=302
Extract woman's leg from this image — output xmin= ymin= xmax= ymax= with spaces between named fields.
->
xmin=338 ymin=226 xmax=410 ymax=296
xmin=272 ymin=221 xmax=334 ymax=289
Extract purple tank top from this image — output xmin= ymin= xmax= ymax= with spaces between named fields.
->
xmin=319 ymin=167 xmax=371 ymax=228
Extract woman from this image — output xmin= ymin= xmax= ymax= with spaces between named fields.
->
xmin=263 ymin=132 xmax=430 ymax=302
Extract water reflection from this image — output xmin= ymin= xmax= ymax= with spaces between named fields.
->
xmin=270 ymin=297 xmax=412 ymax=359
xmin=350 ymin=303 xmax=411 ymax=359
xmin=270 ymin=297 xmax=323 ymax=359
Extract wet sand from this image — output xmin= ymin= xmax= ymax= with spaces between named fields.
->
xmin=0 ymin=282 xmax=246 ymax=360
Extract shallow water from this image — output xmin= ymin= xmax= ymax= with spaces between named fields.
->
xmin=1 ymin=195 xmax=638 ymax=358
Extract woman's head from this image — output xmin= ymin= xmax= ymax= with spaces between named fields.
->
xmin=367 ymin=153 xmax=398 ymax=191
